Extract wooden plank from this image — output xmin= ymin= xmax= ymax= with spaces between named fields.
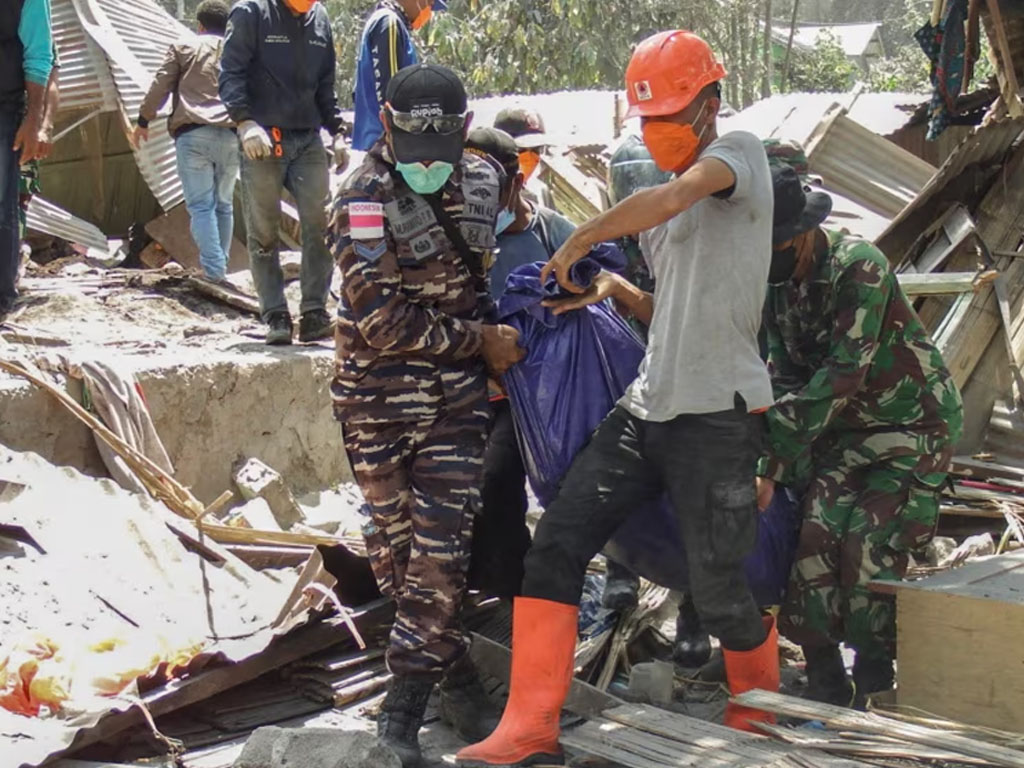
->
xmin=952 ymin=456 xmax=1024 ymax=482
xmin=897 ymin=270 xmax=996 ymax=296
xmin=223 ymin=544 xmax=313 ymax=569
xmin=753 ymin=722 xmax=993 ymax=765
xmin=732 ymin=690 xmax=1024 ymax=768
xmin=600 ymin=704 xmax=872 ymax=767
xmin=985 ymin=0 xmax=1024 ymax=118
xmin=880 ymin=550 xmax=1024 ymax=598
xmin=898 ymin=589 xmax=1024 ymax=733
xmin=936 ymin=144 xmax=1024 ymax=389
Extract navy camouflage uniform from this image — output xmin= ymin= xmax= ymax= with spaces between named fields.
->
xmin=328 ymin=140 xmax=501 ymax=677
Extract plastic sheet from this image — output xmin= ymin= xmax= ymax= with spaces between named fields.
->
xmin=499 ymin=246 xmax=800 ymax=606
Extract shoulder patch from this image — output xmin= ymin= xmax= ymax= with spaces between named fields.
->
xmin=354 ymin=240 xmax=387 ymax=263
xmin=349 ymin=201 xmax=385 ymax=240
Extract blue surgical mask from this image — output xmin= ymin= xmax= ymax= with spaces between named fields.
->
xmin=395 ymin=161 xmax=454 ymax=195
xmin=495 ymin=207 xmax=516 ymax=235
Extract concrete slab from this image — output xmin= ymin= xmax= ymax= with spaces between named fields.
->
xmin=0 ymin=346 xmax=352 ymax=504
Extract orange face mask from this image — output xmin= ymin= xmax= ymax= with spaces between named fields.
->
xmin=283 ymin=0 xmax=315 ymax=13
xmin=411 ymin=2 xmax=433 ymax=29
xmin=518 ymin=150 xmax=541 ymax=182
xmin=641 ymin=121 xmax=704 ymax=174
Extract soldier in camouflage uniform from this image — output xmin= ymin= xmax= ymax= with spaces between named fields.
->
xmin=757 ymin=166 xmax=963 ymax=707
xmin=328 ymin=63 xmax=523 ymax=767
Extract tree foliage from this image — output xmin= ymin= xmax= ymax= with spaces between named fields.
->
xmin=786 ymin=30 xmax=857 ymax=92
xmin=328 ymin=0 xmax=782 ymax=108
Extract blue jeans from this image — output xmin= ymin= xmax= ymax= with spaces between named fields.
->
xmin=0 ymin=110 xmax=20 ymax=312
xmin=239 ymin=128 xmax=331 ymax=321
xmin=175 ymin=126 xmax=240 ymax=281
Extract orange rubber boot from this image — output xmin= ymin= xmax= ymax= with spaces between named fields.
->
xmin=456 ymin=596 xmax=578 ymax=767
xmin=722 ymin=615 xmax=780 ymax=733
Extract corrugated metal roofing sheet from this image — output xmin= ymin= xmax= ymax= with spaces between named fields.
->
xmin=720 ymin=92 xmax=929 ymax=146
xmin=25 ymin=195 xmax=109 ymax=251
xmin=93 ymin=0 xmax=190 ymax=210
xmin=67 ymin=0 xmax=188 ymax=211
xmin=807 ymin=111 xmax=937 ymax=219
xmin=52 ymin=0 xmax=118 ymax=113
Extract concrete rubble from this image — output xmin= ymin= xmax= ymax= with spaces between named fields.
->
xmin=234 ymin=458 xmax=307 ymax=531
xmin=234 ymin=727 xmax=401 ymax=768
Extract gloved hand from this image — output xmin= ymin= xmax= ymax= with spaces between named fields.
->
xmin=239 ymin=120 xmax=272 ymax=160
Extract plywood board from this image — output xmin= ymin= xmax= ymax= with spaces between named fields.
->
xmin=145 ymin=203 xmax=249 ymax=273
xmin=883 ymin=550 xmax=1024 ymax=602
xmin=897 ymin=588 xmax=1024 ymax=732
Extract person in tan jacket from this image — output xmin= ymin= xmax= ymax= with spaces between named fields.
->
xmin=133 ymin=0 xmax=237 ymax=281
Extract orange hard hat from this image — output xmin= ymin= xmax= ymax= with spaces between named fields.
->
xmin=625 ymin=30 xmax=727 ymax=119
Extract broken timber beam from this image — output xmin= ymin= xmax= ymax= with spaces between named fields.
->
xmin=187 ymin=276 xmax=261 ymax=316
xmin=897 ymin=270 xmax=997 ymax=296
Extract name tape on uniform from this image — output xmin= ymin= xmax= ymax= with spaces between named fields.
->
xmin=349 ymin=201 xmax=385 ymax=240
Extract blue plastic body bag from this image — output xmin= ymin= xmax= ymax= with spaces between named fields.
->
xmin=497 ymin=245 xmax=800 ymax=607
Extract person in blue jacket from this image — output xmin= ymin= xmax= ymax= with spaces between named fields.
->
xmin=219 ymin=0 xmax=347 ymax=346
xmin=352 ymin=0 xmax=447 ymax=152
xmin=2 ymin=0 xmax=54 ymax=317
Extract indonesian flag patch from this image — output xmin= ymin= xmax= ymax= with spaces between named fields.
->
xmin=348 ymin=201 xmax=385 ymax=240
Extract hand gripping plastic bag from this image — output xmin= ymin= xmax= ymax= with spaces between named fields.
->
xmin=497 ymin=245 xmax=800 ymax=606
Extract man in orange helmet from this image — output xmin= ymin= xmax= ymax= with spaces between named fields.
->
xmin=457 ymin=30 xmax=777 ymax=768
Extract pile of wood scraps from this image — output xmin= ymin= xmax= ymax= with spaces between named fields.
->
xmin=736 ymin=690 xmax=1024 ymax=768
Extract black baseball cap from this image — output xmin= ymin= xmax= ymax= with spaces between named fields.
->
xmin=466 ymin=127 xmax=520 ymax=178
xmin=771 ymin=165 xmax=832 ymax=245
xmin=386 ymin=64 xmax=468 ymax=165
xmin=494 ymin=107 xmax=549 ymax=150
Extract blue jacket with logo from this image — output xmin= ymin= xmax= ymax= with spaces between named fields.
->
xmin=351 ymin=1 xmax=417 ymax=151
xmin=220 ymin=0 xmax=344 ymax=135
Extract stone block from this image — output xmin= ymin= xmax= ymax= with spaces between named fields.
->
xmin=234 ymin=458 xmax=305 ymax=530
xmin=234 ymin=726 xmax=400 ymax=768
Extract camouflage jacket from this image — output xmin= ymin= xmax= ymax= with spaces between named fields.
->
xmin=759 ymin=230 xmax=963 ymax=484
xmin=328 ymin=142 xmax=502 ymax=423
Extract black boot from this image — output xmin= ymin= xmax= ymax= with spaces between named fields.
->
xmin=378 ymin=675 xmax=436 ymax=767
xmin=439 ymin=652 xmax=501 ymax=742
xmin=265 ymin=311 xmax=293 ymax=345
xmin=803 ymin=645 xmax=853 ymax=707
xmin=673 ymin=594 xmax=712 ymax=668
xmin=852 ymin=651 xmax=894 ymax=710
xmin=298 ymin=308 xmax=334 ymax=342
xmin=602 ymin=559 xmax=640 ymax=612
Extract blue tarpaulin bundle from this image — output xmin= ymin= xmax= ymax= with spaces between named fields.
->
xmin=497 ymin=245 xmax=800 ymax=606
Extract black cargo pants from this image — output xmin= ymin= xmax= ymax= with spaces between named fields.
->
xmin=523 ymin=399 xmax=767 ymax=652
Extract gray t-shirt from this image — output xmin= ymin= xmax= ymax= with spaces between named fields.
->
xmin=620 ymin=130 xmax=774 ymax=420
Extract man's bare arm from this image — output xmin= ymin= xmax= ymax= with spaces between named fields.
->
xmin=13 ymin=82 xmax=48 ymax=162
xmin=541 ymin=157 xmax=736 ymax=292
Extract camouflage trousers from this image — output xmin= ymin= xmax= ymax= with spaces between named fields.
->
xmin=780 ymin=432 xmax=954 ymax=658
xmin=344 ymin=403 xmax=489 ymax=677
